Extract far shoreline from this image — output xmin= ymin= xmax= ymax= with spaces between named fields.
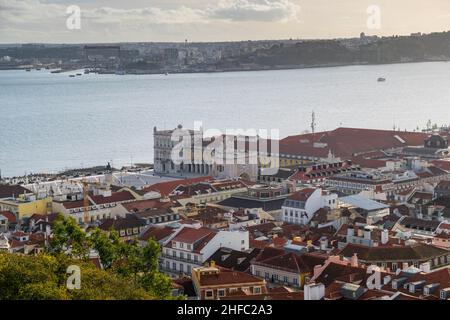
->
xmin=2 ymin=59 xmax=450 ymax=76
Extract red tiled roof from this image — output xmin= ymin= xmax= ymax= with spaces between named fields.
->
xmin=255 ymin=252 xmax=310 ymax=273
xmin=287 ymin=188 xmax=316 ymax=201
xmin=140 ymin=226 xmax=176 ymax=242
xmin=170 ymin=227 xmax=216 ymax=245
xmin=90 ymin=191 xmax=136 ymax=205
xmin=249 ymin=239 xmax=271 ymax=249
xmin=339 ymin=242 xmax=448 ymax=261
xmin=197 ymin=269 xmax=264 ymax=286
xmin=61 ymin=200 xmax=86 ymax=209
xmin=60 ymin=191 xmax=136 ymax=209
xmin=0 ymin=211 xmax=17 ymax=223
xmin=351 ymin=156 xmax=387 ymax=169
xmin=281 ymin=127 xmax=427 ymax=159
xmin=253 ymin=247 xmax=325 ymax=274
xmin=436 ymin=180 xmax=450 ymax=189
xmin=431 ymin=160 xmax=450 ymax=172
xmin=412 ymin=192 xmax=433 ymax=200
xmin=122 ymin=199 xmax=173 ymax=212
xmin=0 ymin=185 xmax=32 ymax=198
xmin=139 ymin=176 xmax=213 ymax=197
xmin=210 ymin=180 xmax=248 ymax=191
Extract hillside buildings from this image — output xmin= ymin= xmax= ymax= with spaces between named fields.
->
xmin=1 ymin=125 xmax=450 ymax=300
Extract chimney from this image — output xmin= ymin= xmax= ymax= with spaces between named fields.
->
xmin=347 ymin=225 xmax=354 ymax=237
xmin=313 ymin=265 xmax=323 ymax=278
xmin=364 ymin=227 xmax=371 ymax=240
xmin=350 ymin=253 xmax=358 ymax=267
xmin=420 ymin=262 xmax=431 ymax=273
xmin=320 ymin=237 xmax=328 ymax=251
xmin=357 ymin=228 xmax=363 ymax=237
xmin=304 ymin=283 xmax=325 ymax=300
xmin=381 ymin=229 xmax=389 ymax=245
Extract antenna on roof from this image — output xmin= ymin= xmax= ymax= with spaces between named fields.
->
xmin=311 ymin=111 xmax=316 ymax=136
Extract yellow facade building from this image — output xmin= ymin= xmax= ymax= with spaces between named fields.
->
xmin=0 ymin=196 xmax=52 ymax=220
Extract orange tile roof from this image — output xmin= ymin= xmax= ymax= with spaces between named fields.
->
xmin=281 ymin=127 xmax=427 ymax=158
xmin=140 ymin=176 xmax=213 ymax=196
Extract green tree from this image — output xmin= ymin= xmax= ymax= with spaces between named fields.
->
xmin=50 ymin=214 xmax=91 ymax=260
xmin=90 ymin=228 xmax=121 ymax=269
xmin=0 ymin=252 xmax=155 ymax=300
xmin=46 ymin=215 xmax=175 ymax=300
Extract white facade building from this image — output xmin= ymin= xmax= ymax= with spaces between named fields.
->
xmin=282 ymin=188 xmax=338 ymax=225
xmin=160 ymin=225 xmax=249 ymax=277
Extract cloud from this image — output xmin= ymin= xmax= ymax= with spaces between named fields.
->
xmin=0 ymin=0 xmax=301 ymax=42
xmin=0 ymin=0 xmax=300 ymax=26
xmin=211 ymin=0 xmax=300 ymax=22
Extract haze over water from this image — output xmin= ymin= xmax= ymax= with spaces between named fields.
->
xmin=1 ymin=61 xmax=449 ymax=177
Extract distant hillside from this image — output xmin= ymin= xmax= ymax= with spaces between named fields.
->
xmin=226 ymin=31 xmax=450 ymax=68
xmin=3 ymin=31 xmax=450 ymax=72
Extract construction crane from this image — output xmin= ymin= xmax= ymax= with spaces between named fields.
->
xmin=311 ymin=111 xmax=317 ymax=136
xmin=81 ymin=179 xmax=102 ymax=225
xmin=67 ymin=178 xmax=100 ymax=225
xmin=70 ymin=163 xmax=112 ymax=225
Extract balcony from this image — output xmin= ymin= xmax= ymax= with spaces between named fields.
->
xmin=160 ymin=253 xmax=200 ymax=264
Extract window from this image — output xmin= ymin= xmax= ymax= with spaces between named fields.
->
xmin=293 ymin=278 xmax=298 ymax=285
xmin=187 ymin=253 xmax=191 ymax=261
xmin=187 ymin=265 xmax=191 ymax=274
xmin=283 ymin=276 xmax=288 ymax=283
xmin=265 ymin=272 xmax=269 ymax=280
xmin=218 ymin=289 xmax=226 ymax=297
xmin=194 ymin=255 xmax=198 ymax=262
xmin=172 ymin=262 xmax=176 ymax=270
xmin=205 ymin=290 xmax=214 ymax=299
xmin=253 ymin=286 xmax=261 ymax=294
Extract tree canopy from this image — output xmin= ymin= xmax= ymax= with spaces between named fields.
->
xmin=1 ymin=214 xmax=179 ymax=300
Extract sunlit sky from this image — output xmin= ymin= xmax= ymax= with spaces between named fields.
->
xmin=1 ymin=0 xmax=450 ymax=43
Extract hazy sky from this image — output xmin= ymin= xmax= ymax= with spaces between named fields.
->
xmin=1 ymin=0 xmax=450 ymax=43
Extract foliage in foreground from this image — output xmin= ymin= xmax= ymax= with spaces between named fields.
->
xmin=0 ymin=214 xmax=181 ymax=300
xmin=0 ymin=252 xmax=153 ymax=300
